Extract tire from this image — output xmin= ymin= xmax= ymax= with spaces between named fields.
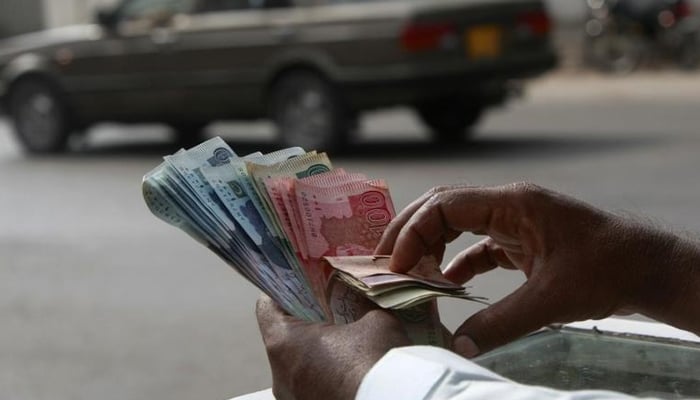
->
xmin=678 ymin=34 xmax=700 ymax=70
xmin=269 ymin=71 xmax=351 ymax=152
xmin=9 ymin=78 xmax=72 ymax=153
xmin=415 ymin=96 xmax=483 ymax=143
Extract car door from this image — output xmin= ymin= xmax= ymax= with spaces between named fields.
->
xmin=164 ymin=0 xmax=295 ymax=120
xmin=101 ymin=0 xmax=196 ymax=120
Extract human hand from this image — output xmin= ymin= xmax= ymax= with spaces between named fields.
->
xmin=376 ymin=183 xmax=693 ymax=357
xmin=255 ymin=295 xmax=411 ymax=400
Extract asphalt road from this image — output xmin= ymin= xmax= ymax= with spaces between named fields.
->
xmin=2 ymin=72 xmax=700 ymax=400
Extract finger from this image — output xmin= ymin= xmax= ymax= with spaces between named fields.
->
xmin=389 ymin=187 xmax=504 ymax=273
xmin=375 ymin=189 xmax=439 ymax=255
xmin=255 ymin=294 xmax=297 ymax=336
xmin=429 ymin=241 xmax=446 ymax=266
xmin=443 ymin=238 xmax=515 ymax=284
xmin=376 ymin=185 xmax=470 ymax=256
xmin=452 ymin=282 xmax=558 ymax=357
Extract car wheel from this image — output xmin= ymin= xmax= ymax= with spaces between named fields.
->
xmin=9 ymin=78 xmax=72 ymax=153
xmin=415 ymin=96 xmax=483 ymax=143
xmin=270 ymin=71 xmax=350 ymax=151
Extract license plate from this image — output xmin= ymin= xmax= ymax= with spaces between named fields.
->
xmin=466 ymin=25 xmax=502 ymax=59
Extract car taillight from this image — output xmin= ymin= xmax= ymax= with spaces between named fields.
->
xmin=517 ymin=10 xmax=552 ymax=37
xmin=400 ymin=22 xmax=457 ymax=52
xmin=674 ymin=1 xmax=693 ymax=19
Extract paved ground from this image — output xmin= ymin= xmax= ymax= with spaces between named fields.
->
xmin=2 ymin=72 xmax=700 ymax=399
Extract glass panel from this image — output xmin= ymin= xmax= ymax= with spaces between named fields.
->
xmin=199 ymin=0 xmax=253 ymax=11
xmin=474 ymin=328 xmax=700 ymax=399
xmin=119 ymin=0 xmax=195 ymax=21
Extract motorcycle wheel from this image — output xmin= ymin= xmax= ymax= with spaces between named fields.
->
xmin=586 ymin=34 xmax=646 ymax=74
xmin=678 ymin=33 xmax=700 ymax=70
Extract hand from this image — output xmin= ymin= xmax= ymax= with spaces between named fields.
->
xmin=256 ymin=295 xmax=411 ymax=400
xmin=376 ymin=183 xmax=699 ymax=357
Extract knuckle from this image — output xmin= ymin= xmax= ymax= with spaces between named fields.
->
xmin=504 ymin=182 xmax=546 ymax=203
xmin=426 ymin=185 xmax=458 ymax=199
xmin=255 ymin=297 xmax=266 ymax=316
xmin=424 ymin=190 xmax=449 ymax=209
xmin=255 ymin=294 xmax=275 ymax=317
xmin=512 ymin=181 xmax=542 ymax=195
xmin=428 ymin=185 xmax=448 ymax=196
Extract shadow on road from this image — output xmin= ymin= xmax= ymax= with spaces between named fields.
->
xmin=37 ymin=132 xmax=664 ymax=162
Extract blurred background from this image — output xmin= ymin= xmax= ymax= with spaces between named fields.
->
xmin=2 ymin=0 xmax=700 ymax=399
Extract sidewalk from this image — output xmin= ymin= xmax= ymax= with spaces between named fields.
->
xmin=526 ymin=70 xmax=700 ymax=103
xmin=536 ymin=24 xmax=700 ymax=103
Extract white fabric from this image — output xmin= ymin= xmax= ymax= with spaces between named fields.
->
xmin=356 ymin=346 xmax=657 ymax=400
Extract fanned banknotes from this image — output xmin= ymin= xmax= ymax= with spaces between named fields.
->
xmin=323 ymin=256 xmax=487 ymax=309
xmin=142 ymin=137 xmax=483 ymax=346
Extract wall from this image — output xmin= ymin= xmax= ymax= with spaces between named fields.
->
xmin=0 ymin=0 xmax=44 ymax=38
xmin=42 ymin=0 xmax=118 ymax=29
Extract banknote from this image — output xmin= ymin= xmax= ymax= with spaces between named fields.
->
xmin=247 ymin=152 xmax=333 ymax=247
xmin=265 ymin=169 xmax=368 ymax=261
xmin=146 ymin=140 xmax=320 ymax=320
xmin=143 ymin=137 xmax=485 ymax=347
xmin=321 ymin=256 xmax=486 ymax=346
xmin=324 ymin=272 xmax=448 ymax=347
xmin=293 ymin=179 xmax=395 ymax=311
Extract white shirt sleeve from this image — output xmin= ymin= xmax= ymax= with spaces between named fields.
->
xmin=356 ymin=346 xmax=658 ymax=400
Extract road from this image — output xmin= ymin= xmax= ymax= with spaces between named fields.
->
xmin=2 ymin=72 xmax=700 ymax=400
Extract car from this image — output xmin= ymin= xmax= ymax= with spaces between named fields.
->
xmin=0 ymin=0 xmax=557 ymax=154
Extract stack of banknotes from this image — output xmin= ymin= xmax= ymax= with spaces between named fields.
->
xmin=142 ymin=137 xmax=482 ymax=346
xmin=325 ymin=256 xmax=481 ymax=310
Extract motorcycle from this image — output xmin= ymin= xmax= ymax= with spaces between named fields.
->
xmin=584 ymin=0 xmax=700 ymax=73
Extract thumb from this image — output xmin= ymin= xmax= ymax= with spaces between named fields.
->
xmin=256 ymin=294 xmax=298 ymax=337
xmin=452 ymin=282 xmax=558 ymax=358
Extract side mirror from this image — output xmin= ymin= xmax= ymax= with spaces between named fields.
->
xmin=95 ymin=8 xmax=117 ymax=29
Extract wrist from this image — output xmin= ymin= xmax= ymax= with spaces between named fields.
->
xmin=624 ymin=224 xmax=700 ymax=334
xmin=647 ymin=235 xmax=700 ymax=334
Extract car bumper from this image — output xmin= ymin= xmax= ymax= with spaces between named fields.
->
xmin=339 ymin=50 xmax=558 ymax=110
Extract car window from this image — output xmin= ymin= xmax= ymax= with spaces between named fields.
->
xmin=198 ymin=0 xmax=253 ymax=11
xmin=119 ymin=0 xmax=195 ymax=21
xmin=196 ymin=0 xmax=291 ymax=11
xmin=262 ymin=0 xmax=291 ymax=8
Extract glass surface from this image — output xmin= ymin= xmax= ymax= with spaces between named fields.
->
xmin=119 ymin=0 xmax=195 ymax=20
xmin=474 ymin=327 xmax=700 ymax=399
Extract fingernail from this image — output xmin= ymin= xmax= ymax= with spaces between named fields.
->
xmin=453 ymin=335 xmax=480 ymax=358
